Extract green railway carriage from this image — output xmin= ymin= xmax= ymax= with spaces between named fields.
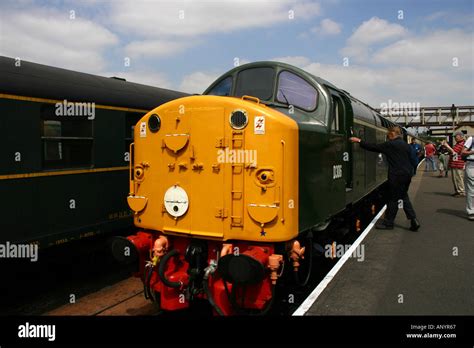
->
xmin=0 ymin=56 xmax=187 ymax=248
xmin=204 ymin=61 xmax=404 ymax=233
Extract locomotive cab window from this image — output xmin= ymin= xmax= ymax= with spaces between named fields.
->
xmin=235 ymin=67 xmax=274 ymax=101
xmin=276 ymin=71 xmax=318 ymax=111
xmin=207 ymin=76 xmax=233 ymax=96
xmin=41 ymin=104 xmax=93 ymax=169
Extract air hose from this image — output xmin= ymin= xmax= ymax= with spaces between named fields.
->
xmin=203 ymin=278 xmax=225 ymax=316
xmin=293 ymin=233 xmax=313 ymax=287
xmin=158 ymin=249 xmax=182 ymax=289
xmin=144 ymin=264 xmax=154 ymax=300
xmin=203 ymin=261 xmax=225 ymax=316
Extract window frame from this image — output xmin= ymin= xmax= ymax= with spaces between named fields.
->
xmin=234 ymin=67 xmax=275 ymax=101
xmin=275 ymin=70 xmax=319 ymax=113
xmin=40 ymin=103 xmax=94 ymax=170
xmin=207 ymin=75 xmax=233 ymax=96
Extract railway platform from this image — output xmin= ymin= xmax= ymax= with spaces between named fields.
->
xmin=295 ymin=167 xmax=474 ymax=315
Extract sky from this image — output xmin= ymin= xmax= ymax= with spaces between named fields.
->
xmin=0 ymin=0 xmax=473 ymax=109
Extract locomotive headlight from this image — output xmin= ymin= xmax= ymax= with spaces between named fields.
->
xmin=229 ymin=109 xmax=248 ymax=129
xmin=148 ymin=114 xmax=161 ymax=133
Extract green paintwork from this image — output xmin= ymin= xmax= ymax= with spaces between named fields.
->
xmin=0 ymin=98 xmax=140 ymax=248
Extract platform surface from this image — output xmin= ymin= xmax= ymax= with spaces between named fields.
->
xmin=304 ymin=168 xmax=474 ymax=315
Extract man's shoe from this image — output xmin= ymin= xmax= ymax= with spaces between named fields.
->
xmin=375 ymin=221 xmax=394 ymax=230
xmin=468 ymin=214 xmax=474 ymax=221
xmin=410 ymin=218 xmax=420 ymax=231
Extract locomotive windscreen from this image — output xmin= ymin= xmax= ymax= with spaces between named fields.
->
xmin=234 ymin=67 xmax=274 ymax=101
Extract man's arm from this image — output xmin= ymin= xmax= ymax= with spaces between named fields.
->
xmin=462 ymin=137 xmax=474 ymax=156
xmin=349 ymin=137 xmax=390 ymax=153
xmin=442 ymin=140 xmax=455 ymax=154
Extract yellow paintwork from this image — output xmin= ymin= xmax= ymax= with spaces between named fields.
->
xmin=127 ymin=195 xmax=148 ymax=213
xmin=128 ymin=95 xmax=299 ymax=242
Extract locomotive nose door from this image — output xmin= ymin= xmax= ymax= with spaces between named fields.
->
xmin=330 ymin=92 xmax=353 ymax=190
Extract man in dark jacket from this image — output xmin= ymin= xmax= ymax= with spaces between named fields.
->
xmin=349 ymin=126 xmax=420 ymax=231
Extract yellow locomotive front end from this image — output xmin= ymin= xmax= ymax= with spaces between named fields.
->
xmin=121 ymin=95 xmax=300 ymax=315
xmin=129 ymin=95 xmax=298 ymax=242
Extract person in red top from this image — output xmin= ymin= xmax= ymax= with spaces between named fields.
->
xmin=424 ymin=142 xmax=437 ymax=172
xmin=443 ymin=131 xmax=466 ymax=196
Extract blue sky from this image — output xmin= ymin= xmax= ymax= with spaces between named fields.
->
xmin=0 ymin=0 xmax=473 ymax=107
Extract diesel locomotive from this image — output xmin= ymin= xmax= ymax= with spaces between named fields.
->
xmin=118 ymin=61 xmax=415 ymax=315
xmin=0 ymin=56 xmax=187 ymax=248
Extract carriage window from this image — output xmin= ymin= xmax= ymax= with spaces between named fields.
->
xmin=41 ymin=103 xmax=93 ymax=169
xmin=208 ymin=76 xmax=233 ymax=96
xmin=235 ymin=67 xmax=274 ymax=101
xmin=277 ymin=71 xmax=318 ymax=111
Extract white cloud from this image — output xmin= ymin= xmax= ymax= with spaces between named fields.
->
xmin=270 ymin=56 xmax=312 ymax=68
xmin=179 ymin=71 xmax=220 ymax=94
xmin=266 ymin=55 xmax=472 ymax=106
xmin=424 ymin=11 xmax=448 ymax=21
xmin=372 ymin=29 xmax=473 ymax=70
xmin=0 ymin=7 xmax=118 ymax=73
xmin=109 ymin=0 xmax=320 ymax=38
xmin=308 ymin=62 xmax=471 ymax=106
xmin=124 ymin=40 xmax=195 ymax=59
xmin=342 ymin=17 xmax=407 ymax=61
xmin=311 ymin=18 xmax=342 ymax=35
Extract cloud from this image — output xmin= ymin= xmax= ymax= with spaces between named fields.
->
xmin=270 ymin=56 xmax=312 ymax=68
xmin=271 ymin=55 xmax=472 ymax=107
xmin=372 ymin=29 xmax=473 ymax=70
xmin=305 ymin=63 xmax=471 ymax=106
xmin=109 ymin=0 xmax=320 ymax=38
xmin=424 ymin=11 xmax=448 ymax=21
xmin=311 ymin=18 xmax=342 ymax=35
xmin=342 ymin=17 xmax=407 ymax=61
xmin=124 ymin=40 xmax=195 ymax=59
xmin=179 ymin=71 xmax=221 ymax=94
xmin=0 ymin=7 xmax=118 ymax=73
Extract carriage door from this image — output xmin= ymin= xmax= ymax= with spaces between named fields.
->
xmin=330 ymin=92 xmax=353 ymax=190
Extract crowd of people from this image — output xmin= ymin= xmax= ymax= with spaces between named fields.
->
xmin=348 ymin=128 xmax=474 ymax=232
xmin=413 ymin=131 xmax=474 ymax=221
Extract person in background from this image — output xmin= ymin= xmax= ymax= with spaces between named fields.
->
xmin=461 ymin=135 xmax=474 ymax=220
xmin=437 ymin=141 xmax=450 ymax=178
xmin=349 ymin=126 xmax=420 ymax=231
xmin=424 ymin=142 xmax=437 ymax=172
xmin=410 ymin=138 xmax=422 ymax=175
xmin=443 ymin=131 xmax=466 ymax=197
